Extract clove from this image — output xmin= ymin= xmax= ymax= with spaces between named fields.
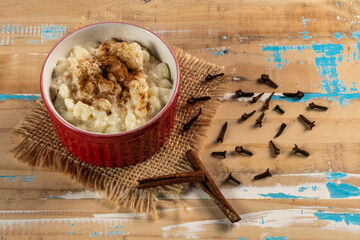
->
xmin=241 ymin=110 xmax=256 ymax=121
xmin=235 ymin=146 xmax=253 ymax=156
xmin=211 ymin=151 xmax=227 ymax=158
xmin=224 ymin=173 xmax=241 ymax=185
xmin=309 ymin=102 xmax=328 ymax=111
xmin=263 ymin=92 xmax=275 ymax=111
xmin=251 ymin=92 xmax=264 ymax=103
xmin=253 ymin=168 xmax=272 ymax=180
xmin=235 ymin=89 xmax=254 ymax=98
xmin=269 ymin=140 xmax=280 ymax=156
xmin=205 ymin=73 xmax=224 ymax=81
xmin=274 ymin=123 xmax=287 ymax=138
xmin=217 ymin=122 xmax=228 ymax=143
xmin=187 ymin=96 xmax=211 ymax=105
xmin=274 ymin=104 xmax=285 ymax=114
xmin=283 ymin=90 xmax=304 ymax=99
xmin=183 ymin=108 xmax=202 ymax=131
xmin=293 ymin=144 xmax=310 ymax=157
xmin=260 ymin=74 xmax=278 ymax=88
xmin=256 ymin=112 xmax=265 ymax=127
xmin=298 ymin=114 xmax=315 ymax=130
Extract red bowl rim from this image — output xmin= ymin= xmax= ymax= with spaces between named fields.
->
xmin=40 ymin=21 xmax=180 ymax=137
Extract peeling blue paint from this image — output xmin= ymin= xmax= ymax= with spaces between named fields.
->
xmin=335 ymin=32 xmax=345 ymax=40
xmin=265 ymin=237 xmax=289 ymax=240
xmin=314 ymin=211 xmax=360 ymax=226
xmin=352 ymin=31 xmax=360 ymax=40
xmin=272 ymin=92 xmax=360 ymax=106
xmin=352 ymin=32 xmax=360 ymax=62
xmin=326 ymin=182 xmax=360 ymax=199
xmin=264 ymin=45 xmax=310 ymax=63
xmin=325 ymin=172 xmax=348 ymax=180
xmin=0 ymin=24 xmax=67 ymax=45
xmin=0 ymin=175 xmax=36 ymax=183
xmin=259 ymin=192 xmax=312 ymax=199
xmin=262 ymin=41 xmax=358 ymax=101
xmin=262 ymin=45 xmax=311 ymax=69
xmin=312 ymin=43 xmax=345 ymax=93
xmin=89 ymin=226 xmax=123 ymax=237
xmin=299 ymin=30 xmax=311 ymax=39
xmin=238 ymin=238 xmax=247 ymax=240
xmin=350 ymin=82 xmax=357 ymax=91
xmin=0 ymin=94 xmax=39 ymax=101
xmin=298 ymin=185 xmax=319 ymax=192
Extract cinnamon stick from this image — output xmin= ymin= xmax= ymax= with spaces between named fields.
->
xmin=185 ymin=149 xmax=241 ymax=223
xmin=137 ymin=170 xmax=205 ymax=189
xmin=136 ymin=150 xmax=241 ymax=223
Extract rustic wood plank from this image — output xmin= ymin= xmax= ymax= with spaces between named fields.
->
xmin=1 ymin=0 xmax=360 ymax=93
xmin=2 ymin=0 xmax=360 ymax=238
xmin=1 ymin=98 xmax=360 ymax=238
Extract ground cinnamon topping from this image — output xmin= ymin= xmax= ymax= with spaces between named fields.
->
xmin=51 ymin=38 xmax=173 ymax=133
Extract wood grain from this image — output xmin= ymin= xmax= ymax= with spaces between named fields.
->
xmin=2 ymin=0 xmax=360 ymax=238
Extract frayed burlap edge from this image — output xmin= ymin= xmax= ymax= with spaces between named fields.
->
xmin=12 ymin=107 xmax=158 ymax=218
xmin=11 ymin=31 xmax=229 ymax=218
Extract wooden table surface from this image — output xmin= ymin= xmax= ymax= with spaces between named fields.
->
xmin=2 ymin=0 xmax=360 ymax=239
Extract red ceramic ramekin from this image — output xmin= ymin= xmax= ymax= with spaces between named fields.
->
xmin=40 ymin=22 xmax=180 ymax=167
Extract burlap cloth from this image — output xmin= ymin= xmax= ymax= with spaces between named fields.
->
xmin=11 ymin=46 xmax=228 ymax=217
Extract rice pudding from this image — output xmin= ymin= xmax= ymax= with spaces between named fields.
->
xmin=50 ymin=38 xmax=173 ymax=133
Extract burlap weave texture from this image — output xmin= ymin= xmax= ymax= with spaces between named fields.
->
xmin=12 ymin=47 xmax=228 ymax=216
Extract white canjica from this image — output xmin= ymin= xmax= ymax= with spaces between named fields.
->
xmin=50 ymin=38 xmax=173 ymax=133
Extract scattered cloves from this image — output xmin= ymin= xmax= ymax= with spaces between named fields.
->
xmin=274 ymin=104 xmax=285 ymax=114
xmin=235 ymin=89 xmax=255 ymax=98
xmin=293 ymin=144 xmax=310 ymax=157
xmin=241 ymin=110 xmax=256 ymax=121
xmin=269 ymin=140 xmax=280 ymax=156
xmin=235 ymin=146 xmax=253 ymax=156
xmin=205 ymin=73 xmax=224 ymax=81
xmin=260 ymin=74 xmax=278 ymax=88
xmin=251 ymin=93 xmax=264 ymax=103
xmin=224 ymin=173 xmax=241 ymax=185
xmin=253 ymin=168 xmax=272 ymax=180
xmin=263 ymin=92 xmax=275 ymax=111
xmin=183 ymin=108 xmax=202 ymax=131
xmin=217 ymin=122 xmax=228 ymax=143
xmin=283 ymin=90 xmax=305 ymax=99
xmin=256 ymin=112 xmax=265 ymax=127
xmin=274 ymin=123 xmax=287 ymax=138
xmin=309 ymin=102 xmax=328 ymax=111
xmin=187 ymin=96 xmax=211 ymax=105
xmin=298 ymin=114 xmax=315 ymax=130
xmin=211 ymin=151 xmax=227 ymax=158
